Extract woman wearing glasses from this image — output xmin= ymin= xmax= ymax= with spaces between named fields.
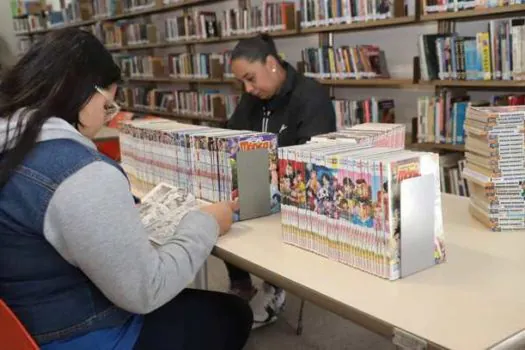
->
xmin=0 ymin=28 xmax=252 ymax=350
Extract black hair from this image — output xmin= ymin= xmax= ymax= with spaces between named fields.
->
xmin=231 ymin=33 xmax=282 ymax=65
xmin=0 ymin=28 xmax=121 ymax=188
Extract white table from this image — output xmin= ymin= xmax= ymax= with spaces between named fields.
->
xmin=210 ymin=194 xmax=525 ymax=350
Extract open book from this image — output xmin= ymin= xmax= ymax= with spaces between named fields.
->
xmin=139 ymin=183 xmax=209 ymax=245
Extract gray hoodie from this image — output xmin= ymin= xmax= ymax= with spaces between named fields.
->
xmin=0 ymin=113 xmax=219 ymax=314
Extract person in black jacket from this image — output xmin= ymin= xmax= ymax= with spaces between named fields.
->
xmin=226 ymin=33 xmax=336 ymax=329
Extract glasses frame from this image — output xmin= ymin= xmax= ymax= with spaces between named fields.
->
xmin=95 ymin=86 xmax=121 ymax=123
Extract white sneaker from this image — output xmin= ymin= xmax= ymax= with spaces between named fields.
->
xmin=250 ymin=282 xmax=286 ymax=329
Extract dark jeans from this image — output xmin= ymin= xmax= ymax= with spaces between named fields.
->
xmin=226 ymin=262 xmax=280 ymax=291
xmin=226 ymin=261 xmax=252 ymax=285
xmin=133 ymin=289 xmax=253 ymax=350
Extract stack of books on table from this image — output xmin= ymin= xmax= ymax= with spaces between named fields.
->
xmin=119 ymin=119 xmax=279 ymax=221
xmin=279 ymin=124 xmax=445 ymax=280
xmin=462 ymin=106 xmax=525 ymax=231
xmin=309 ymin=123 xmax=406 ymax=149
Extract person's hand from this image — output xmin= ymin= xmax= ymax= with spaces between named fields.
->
xmin=200 ymin=199 xmax=239 ymax=236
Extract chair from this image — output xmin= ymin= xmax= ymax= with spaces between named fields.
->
xmin=0 ymin=299 xmax=39 ymax=350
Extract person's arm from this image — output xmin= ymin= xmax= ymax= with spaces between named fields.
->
xmin=295 ymin=86 xmax=337 ymax=144
xmin=43 ymin=161 xmax=219 ymax=314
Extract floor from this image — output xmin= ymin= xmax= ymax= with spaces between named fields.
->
xmin=205 ymin=256 xmax=395 ymax=350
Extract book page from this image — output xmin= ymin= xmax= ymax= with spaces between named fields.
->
xmin=139 ymin=182 xmax=206 ymax=245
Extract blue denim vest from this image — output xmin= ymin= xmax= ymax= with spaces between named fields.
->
xmin=0 ymin=138 xmax=134 ymax=345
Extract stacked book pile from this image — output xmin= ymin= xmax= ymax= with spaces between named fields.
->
xmin=462 ymin=105 xmax=525 ymax=231
xmin=119 ymin=119 xmax=279 ymax=221
xmin=279 ymin=124 xmax=445 ymax=280
xmin=309 ymin=123 xmax=406 ymax=149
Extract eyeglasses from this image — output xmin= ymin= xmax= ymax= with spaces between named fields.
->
xmin=95 ymin=86 xmax=120 ymax=123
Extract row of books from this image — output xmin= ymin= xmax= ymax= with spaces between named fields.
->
xmin=302 ymin=46 xmax=390 ymax=79
xmin=333 ymin=98 xmax=396 ymax=129
xmin=10 ymin=0 xmax=44 ymax=17
xmin=165 ymin=11 xmax=219 ymax=42
xmin=13 ymin=15 xmax=46 ymax=33
xmin=119 ymin=119 xmax=280 ymax=222
xmin=419 ymin=19 xmax=525 ymax=81
xmin=114 ymin=53 xmax=225 ymax=80
xmin=301 ymin=0 xmax=404 ymax=28
xmin=278 ymin=124 xmax=445 ymax=280
xmin=117 ymin=87 xmax=229 ymax=119
xmin=462 ymin=105 xmax=525 ymax=231
xmin=416 ymin=91 xmax=525 ymax=144
xmin=220 ymin=2 xmax=296 ymax=37
xmin=439 ymin=153 xmax=470 ymax=197
xmin=423 ymin=0 xmax=525 ymax=15
xmin=106 ymin=22 xmax=158 ymax=47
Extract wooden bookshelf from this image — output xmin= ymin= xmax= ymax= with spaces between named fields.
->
xmin=420 ymin=4 xmax=525 ymax=22
xmin=106 ymin=0 xmax=220 ymax=22
xmin=408 ymin=142 xmax=465 ymax=152
xmin=122 ymin=106 xmax=227 ymax=123
xmin=428 ymin=79 xmax=525 ymax=89
xmin=318 ymin=78 xmax=419 ymax=89
xmin=123 ymin=77 xmax=234 ymax=84
xmin=300 ymin=16 xmax=416 ymax=34
xmin=106 ymin=29 xmax=299 ymax=51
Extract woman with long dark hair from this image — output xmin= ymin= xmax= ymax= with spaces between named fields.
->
xmin=0 ymin=28 xmax=252 ymax=350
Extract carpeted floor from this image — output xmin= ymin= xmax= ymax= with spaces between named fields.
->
xmin=205 ymin=256 xmax=395 ymax=350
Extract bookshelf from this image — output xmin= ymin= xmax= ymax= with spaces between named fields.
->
xmin=11 ymin=0 xmax=525 ymax=152
xmin=420 ymin=3 xmax=525 ymax=22
xmin=122 ymin=106 xmax=227 ymax=123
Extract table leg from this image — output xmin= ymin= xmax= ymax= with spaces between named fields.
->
xmin=194 ymin=261 xmax=209 ymax=290
xmin=296 ymin=299 xmax=305 ymax=336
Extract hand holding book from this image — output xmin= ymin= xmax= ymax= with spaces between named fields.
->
xmin=200 ymin=199 xmax=239 ymax=236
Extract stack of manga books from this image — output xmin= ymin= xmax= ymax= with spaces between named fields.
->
xmin=278 ymin=141 xmax=445 ymax=280
xmin=462 ymin=106 xmax=525 ymax=231
xmin=119 ymin=118 xmax=280 ymax=221
xmin=309 ymin=123 xmax=406 ymax=149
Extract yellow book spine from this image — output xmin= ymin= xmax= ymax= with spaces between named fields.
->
xmin=477 ymin=32 xmax=492 ymax=80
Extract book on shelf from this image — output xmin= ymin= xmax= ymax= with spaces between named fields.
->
xmin=165 ymin=11 xmax=219 ymax=42
xmin=13 ymin=16 xmax=46 ymax=33
xmin=10 ymin=0 xmax=45 ymax=17
xmin=279 ymin=123 xmax=445 ymax=280
xmin=123 ymin=0 xmax=161 ymax=13
xmin=116 ymin=54 xmax=165 ymax=78
xmin=167 ymin=53 xmax=224 ymax=79
xmin=101 ymin=21 xmax=128 ymax=47
xmin=139 ymin=182 xmax=209 ymax=245
xmin=220 ymin=2 xmax=296 ymax=37
xmin=117 ymin=86 xmax=229 ymax=119
xmin=119 ymin=119 xmax=279 ymax=221
xmin=417 ymin=91 xmax=525 ymax=145
xmin=422 ymin=0 xmax=525 ymax=15
xmin=461 ymin=105 xmax=525 ymax=231
xmin=333 ymin=98 xmax=396 ymax=129
xmin=300 ymin=0 xmax=406 ymax=28
xmin=301 ymin=45 xmax=390 ymax=79
xmin=417 ymin=90 xmax=471 ymax=145
xmin=419 ymin=20 xmax=525 ymax=82
xmin=438 ymin=153 xmax=469 ymax=196
xmin=92 ymin=0 xmax=123 ymax=18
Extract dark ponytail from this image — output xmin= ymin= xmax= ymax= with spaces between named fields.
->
xmin=231 ymin=33 xmax=283 ymax=65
